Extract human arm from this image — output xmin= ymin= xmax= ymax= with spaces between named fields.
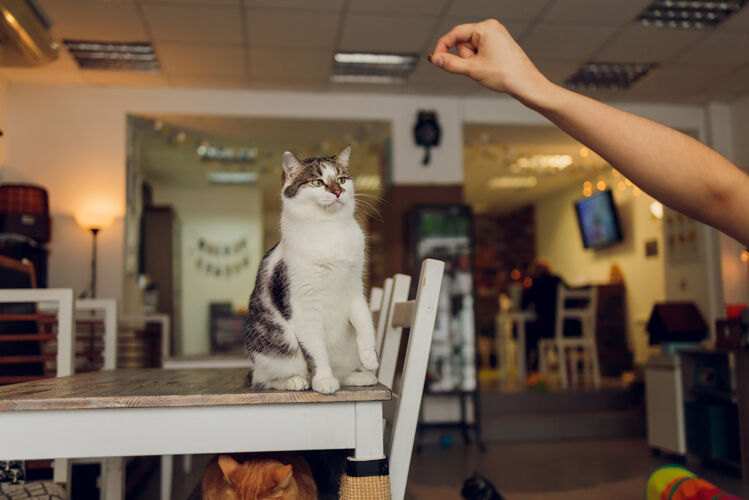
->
xmin=430 ymin=20 xmax=749 ymax=247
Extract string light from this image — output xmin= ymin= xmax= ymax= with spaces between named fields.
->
xmin=579 ymin=147 xmax=589 ymax=158
xmin=510 ymin=269 xmax=521 ymax=280
xmin=597 ymin=180 xmax=607 ymax=191
xmin=741 ymin=250 xmax=749 ymax=263
xmin=618 ymin=181 xmax=626 ymax=191
xmin=633 ymin=186 xmax=641 ymax=197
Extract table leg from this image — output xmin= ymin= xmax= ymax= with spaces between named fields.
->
xmin=52 ymin=458 xmax=70 ymax=486
xmin=102 ymin=457 xmax=124 ymax=500
xmin=161 ymin=455 xmax=173 ymax=500
xmin=517 ymin=321 xmax=526 ymax=384
xmin=354 ymin=401 xmax=384 ymax=460
xmin=340 ymin=401 xmax=391 ymax=500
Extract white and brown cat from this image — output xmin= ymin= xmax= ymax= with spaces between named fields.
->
xmin=202 ymin=453 xmax=317 ymax=500
xmin=243 ymin=146 xmax=378 ymax=394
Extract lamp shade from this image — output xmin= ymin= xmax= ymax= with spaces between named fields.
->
xmin=74 ymin=211 xmax=115 ymax=230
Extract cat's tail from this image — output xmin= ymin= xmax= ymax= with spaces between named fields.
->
xmin=245 ymin=368 xmax=253 ymax=386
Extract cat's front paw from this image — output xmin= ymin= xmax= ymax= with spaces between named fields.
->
xmin=359 ymin=349 xmax=379 ymax=371
xmin=312 ymin=375 xmax=340 ymax=394
xmin=285 ymin=375 xmax=310 ymax=391
xmin=342 ymin=370 xmax=378 ymax=387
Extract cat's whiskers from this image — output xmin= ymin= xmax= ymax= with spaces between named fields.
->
xmin=353 ymin=198 xmax=384 ymax=222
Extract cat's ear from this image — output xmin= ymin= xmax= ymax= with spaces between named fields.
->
xmin=273 ymin=464 xmax=293 ymax=489
xmin=282 ymin=151 xmax=303 ymax=180
xmin=333 ymin=144 xmax=351 ymax=167
xmin=218 ymin=455 xmax=240 ymax=483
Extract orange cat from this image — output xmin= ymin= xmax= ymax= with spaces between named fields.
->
xmin=201 ymin=452 xmax=317 ymax=500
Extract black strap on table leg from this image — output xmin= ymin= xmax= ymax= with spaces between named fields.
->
xmin=346 ymin=457 xmax=389 ymax=478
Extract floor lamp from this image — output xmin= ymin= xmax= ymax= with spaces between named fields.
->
xmin=75 ymin=212 xmax=115 ymax=298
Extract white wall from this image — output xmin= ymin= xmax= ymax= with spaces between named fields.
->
xmin=150 ymin=183 xmax=263 ymax=355
xmin=535 ymin=172 xmax=665 ymax=363
xmin=2 ymin=83 xmax=712 ymax=309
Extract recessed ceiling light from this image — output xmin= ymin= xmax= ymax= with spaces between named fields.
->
xmin=332 ymin=51 xmax=418 ymax=84
xmin=637 ymin=0 xmax=747 ymax=28
xmin=63 ymin=40 xmax=159 ymax=71
xmin=207 ymin=171 xmax=258 ymax=184
xmin=565 ymin=62 xmax=658 ymax=90
xmin=488 ymin=176 xmax=538 ymax=189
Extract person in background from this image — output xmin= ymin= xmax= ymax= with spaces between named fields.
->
xmin=429 ymin=20 xmax=749 ymax=248
xmin=521 ymin=258 xmax=568 ymax=373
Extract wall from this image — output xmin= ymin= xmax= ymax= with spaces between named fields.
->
xmin=2 ymin=83 xmax=711 ymax=308
xmin=535 ymin=173 xmax=665 ymax=363
xmin=0 ymin=78 xmax=6 ymax=167
xmin=150 ymin=183 xmax=263 ymax=355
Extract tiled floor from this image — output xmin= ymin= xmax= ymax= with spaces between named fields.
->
xmin=406 ymin=438 xmax=748 ymax=499
xmin=136 ymin=437 xmax=747 ymax=499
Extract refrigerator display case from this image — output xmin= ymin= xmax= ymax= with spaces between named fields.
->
xmin=407 ymin=205 xmax=477 ymax=393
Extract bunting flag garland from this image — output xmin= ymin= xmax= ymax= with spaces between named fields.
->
xmin=195 ymin=236 xmax=251 ymax=278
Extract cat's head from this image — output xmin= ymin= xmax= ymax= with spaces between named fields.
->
xmin=218 ymin=454 xmax=300 ymax=499
xmin=280 ymin=145 xmax=354 ymax=219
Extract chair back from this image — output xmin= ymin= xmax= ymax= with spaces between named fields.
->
xmin=554 ymin=284 xmax=597 ymax=340
xmin=380 ymin=259 xmax=445 ymax=500
xmin=369 ymin=286 xmax=383 ymax=314
xmin=377 ymin=274 xmax=410 ymax=389
xmin=374 ymin=277 xmax=394 ymax=355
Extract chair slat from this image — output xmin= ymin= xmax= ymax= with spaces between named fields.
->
xmin=0 ymin=354 xmax=57 ymax=363
xmin=0 ymin=313 xmax=57 ymax=322
xmin=0 ymin=334 xmax=57 ymax=341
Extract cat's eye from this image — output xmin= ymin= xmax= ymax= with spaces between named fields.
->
xmin=336 ymin=177 xmax=347 ymax=185
xmin=310 ymin=179 xmax=324 ymax=187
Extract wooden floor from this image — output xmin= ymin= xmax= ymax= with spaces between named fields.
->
xmin=0 ymin=368 xmax=390 ymax=410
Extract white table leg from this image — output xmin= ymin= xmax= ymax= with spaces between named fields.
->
xmin=102 ymin=457 xmax=125 ymax=500
xmin=161 ymin=455 xmax=173 ymax=500
xmin=182 ymin=454 xmax=192 ymax=474
xmin=52 ymin=458 xmax=70 ymax=486
xmin=354 ymin=401 xmax=384 ymax=460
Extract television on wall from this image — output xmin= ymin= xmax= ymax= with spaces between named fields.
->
xmin=574 ymin=189 xmax=623 ymax=249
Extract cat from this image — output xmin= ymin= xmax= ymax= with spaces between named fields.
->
xmin=201 ymin=453 xmax=317 ymax=500
xmin=243 ymin=145 xmax=379 ymax=394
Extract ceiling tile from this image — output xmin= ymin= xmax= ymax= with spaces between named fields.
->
xmin=249 ymin=79 xmax=331 ymax=93
xmin=246 ymin=9 xmax=340 ymax=49
xmin=425 ymin=16 xmax=528 ymax=54
xmin=533 ymin=61 xmax=580 ymax=85
xmin=623 ymin=65 xmax=730 ymax=102
xmin=38 ymin=0 xmax=148 ymax=41
xmin=157 ymin=44 xmax=246 ymax=76
xmin=248 ymin=48 xmax=332 ymax=81
xmin=327 ymin=82 xmax=404 ymax=95
xmin=521 ymin=24 xmax=618 ymax=63
xmin=594 ymin=25 xmax=704 ymax=63
xmin=339 ymin=13 xmax=437 ymax=52
xmin=447 ymin=0 xmax=551 ymax=21
xmin=718 ymin=6 xmax=749 ymax=33
xmin=244 ymin=0 xmax=343 ymax=10
xmin=541 ymin=0 xmax=652 ymax=25
xmin=694 ymin=65 xmax=749 ymax=102
xmin=81 ymin=71 xmax=168 ymax=87
xmin=141 ymin=4 xmax=243 ymax=44
xmin=674 ymin=32 xmax=749 ymax=67
xmin=406 ymin=61 xmax=482 ymax=94
xmin=348 ymin=0 xmax=449 ymax=15
xmin=167 ymin=74 xmax=250 ymax=89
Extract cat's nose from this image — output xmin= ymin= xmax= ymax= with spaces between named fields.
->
xmin=334 ymin=191 xmax=341 ymax=198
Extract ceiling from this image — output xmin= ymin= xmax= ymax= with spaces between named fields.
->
xmin=1 ymin=0 xmax=748 ymax=103
xmin=464 ymin=123 xmax=613 ymax=214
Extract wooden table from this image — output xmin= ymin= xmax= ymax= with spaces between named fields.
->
xmin=0 ymin=368 xmax=391 ymax=498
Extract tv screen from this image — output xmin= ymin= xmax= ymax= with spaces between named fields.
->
xmin=574 ymin=190 xmax=623 ymax=249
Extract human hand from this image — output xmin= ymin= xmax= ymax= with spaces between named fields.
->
xmin=429 ymin=19 xmax=552 ymax=105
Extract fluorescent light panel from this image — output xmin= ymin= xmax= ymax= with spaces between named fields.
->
xmin=332 ymin=51 xmax=418 ymax=84
xmin=64 ymin=40 xmax=159 ymax=71
xmin=488 ymin=176 xmax=538 ymax=189
xmin=637 ymin=0 xmax=747 ymax=28
xmin=207 ymin=171 xmax=258 ymax=184
xmin=565 ymin=62 xmax=658 ymax=90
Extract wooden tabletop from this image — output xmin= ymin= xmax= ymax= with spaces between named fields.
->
xmin=0 ymin=368 xmax=391 ymax=411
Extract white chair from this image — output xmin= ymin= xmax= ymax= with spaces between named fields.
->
xmin=14 ymin=294 xmax=123 ymax=498
xmin=378 ymin=259 xmax=445 ymax=500
xmin=539 ymin=284 xmax=600 ymax=389
xmin=369 ymin=285 xmax=384 ymax=314
xmin=495 ymin=310 xmax=536 ymax=384
xmin=374 ymin=277 xmax=394 ymax=355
